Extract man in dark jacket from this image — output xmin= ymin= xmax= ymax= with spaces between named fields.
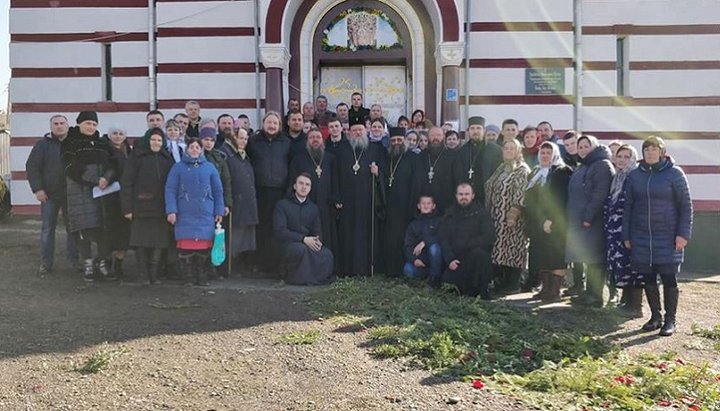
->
xmin=273 ymin=173 xmax=334 ymax=285
xmin=200 ymin=127 xmax=232 ymax=213
xmin=403 ymin=195 xmax=442 ymax=285
xmin=439 ymin=183 xmax=496 ymax=299
xmin=26 ymin=114 xmax=79 ymax=275
xmin=285 ymin=111 xmax=308 ymax=159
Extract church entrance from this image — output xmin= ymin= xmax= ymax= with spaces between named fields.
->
xmin=318 ymin=65 xmax=408 ymax=126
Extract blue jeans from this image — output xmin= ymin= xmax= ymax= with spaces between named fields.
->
xmin=40 ymin=198 xmax=78 ymax=268
xmin=403 ymin=243 xmax=442 ymax=279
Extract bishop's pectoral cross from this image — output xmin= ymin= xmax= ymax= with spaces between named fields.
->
xmin=388 ymin=176 xmax=394 ymax=187
xmin=468 ymin=167 xmax=475 ymax=180
xmin=428 ymin=167 xmax=435 ymax=184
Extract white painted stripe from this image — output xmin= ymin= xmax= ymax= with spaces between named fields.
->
xmin=630 ymin=35 xmax=720 ymax=61
xmin=630 ymin=71 xmax=720 ymax=98
xmin=583 ymin=1 xmax=720 ymax=26
xmin=111 ymin=42 xmax=152 ymax=67
xmin=580 ymin=35 xmax=617 ymax=61
xmin=469 ymin=32 xmax=573 ymax=59
xmin=156 ymin=37 xmax=257 ymax=64
xmin=10 ymin=8 xmax=149 ymax=34
xmin=583 ymin=106 xmax=720 ymax=134
xmin=10 ymin=147 xmax=32 ymax=172
xmin=464 ymin=68 xmax=616 ymax=97
xmin=618 ymin=140 xmax=720 ymax=167
xmin=10 ymin=180 xmax=36 ymax=205
xmin=113 ymin=78 xmax=151 ymax=103
xmin=10 ymin=78 xmax=103 ymax=104
xmin=156 ymin=1 xmax=254 ymax=28
xmin=10 ymin=42 xmax=101 ymax=68
xmin=469 ymin=0 xmax=572 ymax=22
xmin=468 ymin=104 xmax=575 ymax=131
xmin=156 ymin=73 xmax=266 ymax=100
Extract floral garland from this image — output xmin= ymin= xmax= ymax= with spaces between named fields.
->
xmin=321 ymin=7 xmax=403 ymax=52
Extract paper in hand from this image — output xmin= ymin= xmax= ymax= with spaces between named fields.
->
xmin=92 ymin=181 xmax=120 ymax=198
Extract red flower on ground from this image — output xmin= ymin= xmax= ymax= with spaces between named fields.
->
xmin=688 ymin=405 xmax=700 ymax=411
xmin=675 ymin=358 xmax=685 ymax=365
xmin=472 ymin=379 xmax=485 ymax=389
xmin=613 ymin=375 xmax=634 ymax=386
xmin=521 ymin=348 xmax=534 ymax=361
xmin=657 ymin=399 xmax=672 ymax=407
xmin=658 ymin=362 xmax=669 ymax=372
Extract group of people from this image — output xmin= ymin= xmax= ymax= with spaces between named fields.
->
xmin=26 ymin=93 xmax=692 ymax=337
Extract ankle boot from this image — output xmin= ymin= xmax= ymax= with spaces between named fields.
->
xmin=619 ymin=288 xmax=644 ymax=318
xmin=178 ymin=253 xmax=194 ymax=285
xmin=642 ymin=286 xmax=663 ymax=331
xmin=531 ymin=271 xmax=549 ymax=300
xmin=148 ymin=249 xmax=163 ymax=284
xmin=112 ymin=257 xmax=124 ymax=280
xmin=541 ymin=270 xmax=564 ymax=302
xmin=659 ymin=287 xmax=678 ymax=336
xmin=83 ymin=259 xmax=95 ymax=282
xmin=194 ymin=253 xmax=210 ymax=286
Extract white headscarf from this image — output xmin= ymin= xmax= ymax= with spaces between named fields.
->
xmin=610 ymin=144 xmax=639 ymax=201
xmin=527 ymin=141 xmax=564 ymax=189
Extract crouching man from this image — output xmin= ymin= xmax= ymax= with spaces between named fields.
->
xmin=273 ymin=173 xmax=335 ymax=285
xmin=439 ymin=183 xmax=496 ymax=299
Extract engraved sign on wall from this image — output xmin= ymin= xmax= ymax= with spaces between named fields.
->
xmin=319 ymin=67 xmax=363 ymax=111
xmin=525 ymin=68 xmax=565 ymax=95
xmin=363 ymin=66 xmax=406 ymax=126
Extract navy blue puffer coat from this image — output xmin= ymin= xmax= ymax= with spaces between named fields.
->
xmin=622 ymin=156 xmax=692 ymax=267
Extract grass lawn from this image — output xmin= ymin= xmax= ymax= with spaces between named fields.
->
xmin=306 ymin=278 xmax=720 ymax=411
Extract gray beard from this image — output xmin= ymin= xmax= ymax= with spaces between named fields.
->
xmin=349 ymin=135 xmax=369 ymax=150
xmin=390 ymin=145 xmax=406 ymax=158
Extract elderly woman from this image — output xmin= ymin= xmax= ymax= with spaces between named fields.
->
xmin=121 ymin=128 xmax=174 ymax=284
xmin=165 ymin=138 xmax=224 ymax=286
xmin=104 ymin=125 xmax=132 ymax=279
xmin=623 ymin=136 xmax=692 ymax=337
xmin=219 ymin=128 xmax=258 ymax=273
xmin=523 ymin=142 xmax=572 ymax=300
xmin=566 ymin=135 xmax=615 ymax=307
xmin=604 ymin=143 xmax=642 ymax=315
xmin=485 ymin=139 xmax=531 ymax=294
xmin=61 ymin=111 xmax=116 ymax=281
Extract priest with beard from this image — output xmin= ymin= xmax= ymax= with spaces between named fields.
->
xmin=456 ymin=116 xmax=502 ymax=204
xmin=335 ymin=115 xmax=388 ymax=277
xmin=439 ymin=183 xmax=496 ymax=299
xmin=287 ymin=127 xmax=340 ymax=265
xmin=380 ymin=127 xmax=417 ymax=276
xmin=413 ymin=126 xmax=461 ymax=213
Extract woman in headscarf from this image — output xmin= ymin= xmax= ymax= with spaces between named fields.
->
xmin=566 ymin=135 xmax=615 ymax=307
xmin=523 ymin=141 xmax=572 ymax=300
xmin=485 ymin=138 xmax=531 ymax=294
xmin=521 ymin=126 xmax=544 ymax=169
xmin=604 ymin=143 xmax=642 ymax=316
xmin=104 ymin=124 xmax=132 ymax=279
xmin=121 ymin=127 xmax=174 ymax=284
xmin=623 ymin=136 xmax=692 ymax=336
xmin=405 ymin=130 xmax=420 ymax=153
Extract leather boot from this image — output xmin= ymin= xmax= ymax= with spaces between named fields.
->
xmin=178 ymin=253 xmax=194 ymax=285
xmin=659 ymin=287 xmax=678 ymax=336
xmin=148 ymin=248 xmax=163 ymax=284
xmin=642 ymin=286 xmax=663 ymax=331
xmin=541 ymin=270 xmax=564 ymax=302
xmin=194 ymin=253 xmax=210 ymax=286
xmin=618 ymin=288 xmax=644 ymax=318
xmin=531 ymin=271 xmax=549 ymax=300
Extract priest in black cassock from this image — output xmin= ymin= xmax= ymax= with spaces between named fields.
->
xmin=273 ymin=173 xmax=335 ymax=285
xmin=455 ymin=116 xmax=502 ymax=204
xmin=287 ymin=127 xmax=340 ymax=265
xmin=325 ymin=118 xmax=345 ymax=156
xmin=335 ymin=115 xmax=388 ymax=277
xmin=380 ymin=127 xmax=417 ymax=276
xmin=413 ymin=126 xmax=461 ymax=213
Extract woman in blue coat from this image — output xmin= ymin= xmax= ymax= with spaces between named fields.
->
xmin=165 ymin=138 xmax=225 ymax=285
xmin=566 ymin=135 xmax=615 ymax=307
xmin=623 ymin=136 xmax=692 ymax=336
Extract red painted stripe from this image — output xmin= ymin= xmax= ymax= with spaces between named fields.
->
xmin=437 ymin=0 xmax=460 ymax=42
xmin=10 ymin=205 xmax=40 ymax=215
xmin=12 ymin=67 xmax=101 ymax=78
xmin=583 ymin=24 xmax=720 ymax=35
xmin=157 ymin=27 xmax=256 ymax=37
xmin=465 ymin=95 xmax=720 ymax=106
xmin=630 ymin=61 xmax=720 ymax=70
xmin=693 ymin=200 xmax=720 ymax=213
xmin=157 ymin=99 xmax=264 ymax=109
xmin=158 ymin=63 xmax=262 ymax=74
xmin=467 ymin=59 xmax=615 ymax=70
xmin=10 ymin=138 xmax=42 ymax=147
xmin=113 ymin=67 xmax=149 ymax=77
xmin=469 ymin=21 xmax=574 ymax=32
xmin=590 ymin=131 xmax=719 ymax=141
xmin=12 ymin=102 xmax=150 ymax=113
xmin=11 ymin=0 xmax=148 ymax=6
xmin=682 ymin=166 xmax=720 ymax=175
xmin=11 ymin=32 xmax=147 ymax=43
xmin=11 ymin=171 xmax=27 ymax=180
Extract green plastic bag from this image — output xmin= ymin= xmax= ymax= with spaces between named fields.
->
xmin=211 ymin=222 xmax=226 ymax=267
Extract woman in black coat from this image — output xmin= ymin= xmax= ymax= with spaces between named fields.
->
xmin=104 ymin=125 xmax=132 ymax=279
xmin=61 ymin=111 xmax=116 ymax=281
xmin=121 ymin=128 xmax=174 ymax=283
xmin=219 ymin=128 xmax=258 ymax=272
xmin=565 ymin=135 xmax=615 ymax=307
xmin=524 ymin=142 xmax=572 ymax=301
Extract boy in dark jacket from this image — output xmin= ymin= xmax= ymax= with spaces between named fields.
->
xmin=403 ymin=195 xmax=442 ymax=287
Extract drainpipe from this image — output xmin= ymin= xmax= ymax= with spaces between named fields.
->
xmin=573 ymin=0 xmax=583 ymax=133
xmin=253 ymin=0 xmax=261 ymax=125
xmin=464 ymin=0 xmax=471 ymax=130
xmin=148 ymin=0 xmax=157 ymax=110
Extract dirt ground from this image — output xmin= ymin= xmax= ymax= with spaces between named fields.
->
xmin=0 ymin=216 xmax=718 ymax=411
